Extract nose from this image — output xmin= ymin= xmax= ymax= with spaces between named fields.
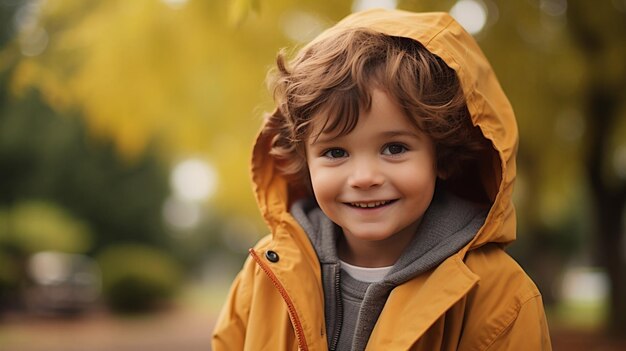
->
xmin=347 ymin=158 xmax=384 ymax=189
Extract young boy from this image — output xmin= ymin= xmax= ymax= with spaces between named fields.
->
xmin=213 ymin=8 xmax=551 ymax=351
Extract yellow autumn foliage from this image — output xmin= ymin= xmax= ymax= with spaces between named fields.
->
xmin=8 ymin=0 xmax=310 ymax=218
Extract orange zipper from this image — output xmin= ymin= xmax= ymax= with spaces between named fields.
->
xmin=249 ymin=248 xmax=309 ymax=351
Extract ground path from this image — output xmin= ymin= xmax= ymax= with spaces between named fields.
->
xmin=0 ymin=305 xmax=214 ymax=351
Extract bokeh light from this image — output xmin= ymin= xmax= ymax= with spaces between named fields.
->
xmin=450 ymin=0 xmax=488 ymax=35
xmin=161 ymin=0 xmax=188 ymax=10
xmin=540 ymin=0 xmax=568 ymax=17
xmin=170 ymin=158 xmax=217 ymax=202
xmin=280 ymin=10 xmax=328 ymax=43
xmin=613 ymin=145 xmax=626 ymax=180
xmin=352 ymin=0 xmax=397 ymax=13
xmin=162 ymin=197 xmax=202 ymax=230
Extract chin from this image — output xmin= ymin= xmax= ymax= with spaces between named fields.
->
xmin=344 ymin=227 xmax=395 ymax=241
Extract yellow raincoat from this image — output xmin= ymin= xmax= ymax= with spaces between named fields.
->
xmin=212 ymin=9 xmax=552 ymax=351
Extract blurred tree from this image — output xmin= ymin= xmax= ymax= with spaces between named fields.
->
xmin=0 ymin=89 xmax=170 ymax=252
xmin=0 ymin=0 xmax=21 ymax=48
xmin=567 ymin=0 xmax=626 ymax=336
xmin=6 ymin=0 xmax=262 ymax=218
xmin=1 ymin=2 xmax=174 ymax=308
xmin=3 ymin=2 xmax=171 ymax=249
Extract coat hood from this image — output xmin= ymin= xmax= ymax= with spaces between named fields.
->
xmin=251 ymin=8 xmax=517 ymax=251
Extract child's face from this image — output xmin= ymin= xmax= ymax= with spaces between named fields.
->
xmin=306 ymin=89 xmax=438 ymax=252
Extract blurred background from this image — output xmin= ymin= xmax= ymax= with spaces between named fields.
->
xmin=0 ymin=0 xmax=624 ymax=350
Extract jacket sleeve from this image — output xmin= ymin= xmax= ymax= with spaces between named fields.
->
xmin=211 ymin=255 xmax=255 ymax=351
xmin=485 ymin=294 xmax=552 ymax=351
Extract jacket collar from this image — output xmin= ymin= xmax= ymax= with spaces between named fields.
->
xmin=367 ymin=254 xmax=479 ymax=349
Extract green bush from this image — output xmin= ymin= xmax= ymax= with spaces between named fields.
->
xmin=0 ymin=201 xmax=92 ymax=254
xmin=97 ymin=244 xmax=183 ymax=313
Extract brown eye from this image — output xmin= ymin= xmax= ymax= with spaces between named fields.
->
xmin=323 ymin=148 xmax=348 ymax=158
xmin=382 ymin=144 xmax=407 ymax=155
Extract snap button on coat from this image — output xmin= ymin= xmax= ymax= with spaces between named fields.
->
xmin=265 ymin=250 xmax=279 ymax=262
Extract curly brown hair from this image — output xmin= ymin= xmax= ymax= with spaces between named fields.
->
xmin=263 ymin=28 xmax=488 ymax=190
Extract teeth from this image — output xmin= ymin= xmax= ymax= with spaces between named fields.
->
xmin=350 ymin=201 xmax=389 ymax=208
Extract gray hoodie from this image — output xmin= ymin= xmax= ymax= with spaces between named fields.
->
xmin=291 ymin=188 xmax=487 ymax=351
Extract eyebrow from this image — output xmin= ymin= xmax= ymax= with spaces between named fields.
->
xmin=379 ymin=130 xmax=421 ymax=138
xmin=309 ymin=129 xmax=421 ymax=145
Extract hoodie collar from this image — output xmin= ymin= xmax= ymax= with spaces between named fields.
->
xmin=290 ymin=188 xmax=488 ymax=281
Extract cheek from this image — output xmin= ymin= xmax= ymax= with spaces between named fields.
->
xmin=307 ymin=165 xmax=342 ymax=201
xmin=309 ymin=168 xmax=332 ymax=191
xmin=395 ymin=163 xmax=438 ymax=193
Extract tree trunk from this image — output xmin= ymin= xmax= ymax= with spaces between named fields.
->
xmin=585 ymin=85 xmax=626 ymax=337
xmin=568 ymin=1 xmax=626 ymax=337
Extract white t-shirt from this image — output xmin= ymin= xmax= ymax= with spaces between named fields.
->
xmin=339 ymin=260 xmax=393 ymax=283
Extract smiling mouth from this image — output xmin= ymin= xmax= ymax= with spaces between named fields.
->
xmin=347 ymin=200 xmax=397 ymax=209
